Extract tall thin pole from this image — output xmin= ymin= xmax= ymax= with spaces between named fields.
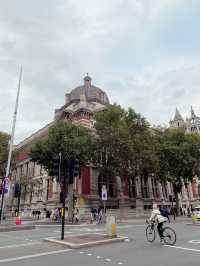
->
xmin=0 ymin=66 xmax=22 ymax=224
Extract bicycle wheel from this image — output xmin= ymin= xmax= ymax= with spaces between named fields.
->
xmin=146 ymin=225 xmax=156 ymax=242
xmin=163 ymin=226 xmax=176 ymax=245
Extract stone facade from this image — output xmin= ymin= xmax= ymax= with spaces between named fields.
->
xmin=7 ymin=77 xmax=199 ymax=218
xmin=170 ymin=106 xmax=200 ymax=134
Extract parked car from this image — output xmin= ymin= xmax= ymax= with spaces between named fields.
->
xmin=192 ymin=206 xmax=200 ymax=222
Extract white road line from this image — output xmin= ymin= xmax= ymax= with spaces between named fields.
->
xmin=118 ymin=262 xmax=123 ymax=265
xmin=188 ymin=240 xmax=200 ymax=244
xmin=0 ymin=242 xmax=41 ymax=249
xmin=117 ymin=225 xmax=144 ymax=228
xmin=0 ymin=248 xmax=72 ymax=264
xmin=87 ymin=253 xmax=92 ymax=256
xmin=164 ymin=245 xmax=200 ymax=253
xmin=105 ymin=258 xmax=111 ymax=262
xmin=54 ymin=231 xmax=72 ymax=234
xmin=96 ymin=256 xmax=101 ymax=259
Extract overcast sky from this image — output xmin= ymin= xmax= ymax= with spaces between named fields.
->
xmin=1 ymin=0 xmax=200 ymax=143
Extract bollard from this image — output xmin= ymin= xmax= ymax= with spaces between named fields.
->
xmin=106 ymin=215 xmax=117 ymax=237
xmin=15 ymin=216 xmax=22 ymax=225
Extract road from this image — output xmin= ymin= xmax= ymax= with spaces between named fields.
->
xmin=0 ymin=220 xmax=200 ymax=265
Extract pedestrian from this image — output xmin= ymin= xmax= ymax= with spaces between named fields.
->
xmin=74 ymin=209 xmax=79 ymax=224
xmin=171 ymin=207 xmax=176 ymax=221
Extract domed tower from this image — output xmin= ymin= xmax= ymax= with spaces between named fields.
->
xmin=54 ymin=75 xmax=110 ymax=128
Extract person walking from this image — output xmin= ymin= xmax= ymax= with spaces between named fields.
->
xmin=74 ymin=208 xmax=79 ymax=224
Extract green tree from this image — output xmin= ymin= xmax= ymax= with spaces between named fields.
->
xmin=31 ymin=121 xmax=92 ymax=174
xmin=30 ymin=121 xmax=93 ymax=219
xmin=157 ymin=128 xmax=200 ymax=215
xmin=0 ymin=132 xmax=10 ymax=178
xmin=93 ymin=104 xmax=155 ymax=199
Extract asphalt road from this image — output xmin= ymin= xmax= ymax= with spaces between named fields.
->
xmin=0 ymin=220 xmax=200 ymax=266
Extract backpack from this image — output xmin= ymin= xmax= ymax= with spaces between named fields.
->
xmin=160 ymin=208 xmax=170 ymax=217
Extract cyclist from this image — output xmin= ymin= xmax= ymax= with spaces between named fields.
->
xmin=149 ymin=203 xmax=167 ymax=242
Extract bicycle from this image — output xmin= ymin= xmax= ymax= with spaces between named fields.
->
xmin=146 ymin=220 xmax=176 ymax=245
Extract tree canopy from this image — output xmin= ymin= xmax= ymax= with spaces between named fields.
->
xmin=0 ymin=132 xmax=10 ymax=178
xmin=30 ymin=121 xmax=93 ymax=176
xmin=93 ymin=104 xmax=156 ymax=183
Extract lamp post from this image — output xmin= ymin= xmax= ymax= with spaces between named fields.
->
xmin=0 ymin=67 xmax=22 ymax=224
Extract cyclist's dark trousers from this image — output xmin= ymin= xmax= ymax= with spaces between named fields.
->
xmin=157 ymin=222 xmax=164 ymax=238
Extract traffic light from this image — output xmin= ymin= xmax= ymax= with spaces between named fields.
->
xmin=73 ymin=159 xmax=79 ymax=177
xmin=68 ymin=158 xmax=79 ymax=184
xmin=52 ymin=154 xmax=60 ymax=180
xmin=60 ymin=191 xmax=64 ymax=203
xmin=69 ymin=159 xmax=75 ymax=184
xmin=14 ymin=183 xmax=21 ymax=198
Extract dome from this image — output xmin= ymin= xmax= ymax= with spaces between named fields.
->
xmin=65 ymin=75 xmax=110 ymax=106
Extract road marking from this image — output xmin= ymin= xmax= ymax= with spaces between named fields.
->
xmin=87 ymin=253 xmax=92 ymax=256
xmin=105 ymin=258 xmax=111 ymax=262
xmin=0 ymin=248 xmax=72 ymax=264
xmin=117 ymin=225 xmax=144 ymax=229
xmin=96 ymin=256 xmax=101 ymax=259
xmin=118 ymin=262 xmax=123 ymax=265
xmin=188 ymin=240 xmax=200 ymax=244
xmin=0 ymin=242 xmax=41 ymax=249
xmin=164 ymin=245 xmax=200 ymax=253
xmin=79 ymin=251 xmax=84 ymax=254
xmin=54 ymin=230 xmax=72 ymax=234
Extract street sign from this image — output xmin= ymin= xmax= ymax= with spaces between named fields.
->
xmin=4 ymin=177 xmax=9 ymax=194
xmin=102 ymin=185 xmax=107 ymax=201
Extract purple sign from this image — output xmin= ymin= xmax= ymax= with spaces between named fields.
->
xmin=4 ymin=177 xmax=9 ymax=194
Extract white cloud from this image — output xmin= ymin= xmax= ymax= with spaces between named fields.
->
xmin=107 ymin=61 xmax=200 ymax=126
xmin=0 ymin=0 xmax=196 ymax=143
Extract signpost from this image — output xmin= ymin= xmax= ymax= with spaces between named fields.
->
xmin=102 ymin=185 xmax=107 ymax=214
xmin=4 ymin=178 xmax=9 ymax=194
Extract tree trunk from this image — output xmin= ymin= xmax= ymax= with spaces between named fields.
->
xmin=67 ymin=184 xmax=74 ymax=222
xmin=175 ymin=191 xmax=180 ymax=216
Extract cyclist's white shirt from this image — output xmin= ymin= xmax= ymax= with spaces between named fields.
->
xmin=149 ymin=209 xmax=166 ymax=223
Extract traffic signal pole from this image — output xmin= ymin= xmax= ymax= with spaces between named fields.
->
xmin=61 ymin=159 xmax=68 ymax=241
xmin=61 ymin=175 xmax=66 ymax=240
xmin=17 ymin=184 xmax=21 ymax=217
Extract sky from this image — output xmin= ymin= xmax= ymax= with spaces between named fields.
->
xmin=1 ymin=0 xmax=200 ymax=143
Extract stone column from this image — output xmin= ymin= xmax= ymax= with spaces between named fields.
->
xmin=166 ymin=181 xmax=171 ymax=197
xmin=52 ymin=179 xmax=58 ymax=202
xmin=188 ymin=182 xmax=193 ymax=201
xmin=148 ymin=176 xmax=153 ymax=200
xmin=90 ymin=167 xmax=99 ymax=197
xmin=181 ymin=184 xmax=187 ymax=201
xmin=135 ymin=177 xmax=144 ymax=216
xmin=158 ymin=182 xmax=164 ymax=200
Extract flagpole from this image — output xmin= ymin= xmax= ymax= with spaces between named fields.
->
xmin=0 ymin=66 xmax=22 ymax=224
